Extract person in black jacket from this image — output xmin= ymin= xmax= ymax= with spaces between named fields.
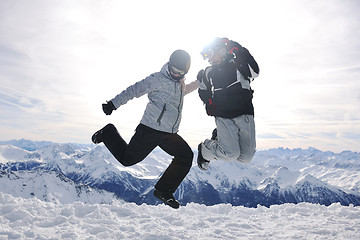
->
xmin=197 ymin=38 xmax=259 ymax=170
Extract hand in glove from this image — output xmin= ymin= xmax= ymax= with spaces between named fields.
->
xmin=228 ymin=40 xmax=259 ymax=80
xmin=102 ymin=101 xmax=116 ymax=115
xmin=227 ymin=41 xmax=249 ymax=63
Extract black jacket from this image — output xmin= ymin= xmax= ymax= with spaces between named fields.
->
xmin=198 ymin=52 xmax=259 ymax=118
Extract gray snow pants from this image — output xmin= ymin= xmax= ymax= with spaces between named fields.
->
xmin=200 ymin=115 xmax=256 ymax=163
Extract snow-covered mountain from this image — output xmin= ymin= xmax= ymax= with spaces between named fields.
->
xmin=0 ymin=140 xmax=359 ymax=207
xmin=0 ymin=138 xmax=53 ymax=151
xmin=0 ymin=170 xmax=116 ymax=204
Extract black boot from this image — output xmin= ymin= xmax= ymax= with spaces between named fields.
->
xmin=91 ymin=124 xmax=114 ymax=144
xmin=153 ymin=189 xmax=180 ymax=209
xmin=197 ymin=144 xmax=210 ymax=171
xmin=211 ymin=128 xmax=217 ymax=140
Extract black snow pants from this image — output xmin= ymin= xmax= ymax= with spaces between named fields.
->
xmin=101 ymin=123 xmax=194 ymax=193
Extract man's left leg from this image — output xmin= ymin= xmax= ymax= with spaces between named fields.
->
xmin=155 ymin=134 xmax=193 ymax=193
xmin=200 ymin=117 xmax=241 ymax=162
xmin=152 ymin=133 xmax=193 ymax=208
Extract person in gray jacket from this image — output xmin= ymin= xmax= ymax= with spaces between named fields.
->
xmin=91 ymin=50 xmax=198 ymax=209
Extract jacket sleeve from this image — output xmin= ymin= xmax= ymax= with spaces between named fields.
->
xmin=228 ymin=40 xmax=260 ymax=81
xmin=184 ymin=79 xmax=199 ymax=95
xmin=110 ymin=73 xmax=158 ymax=109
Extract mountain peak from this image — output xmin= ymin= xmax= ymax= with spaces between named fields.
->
xmin=0 ymin=141 xmax=359 ymax=207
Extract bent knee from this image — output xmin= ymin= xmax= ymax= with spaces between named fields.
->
xmin=178 ymin=148 xmax=194 ymax=161
xmin=237 ymin=151 xmax=255 ymax=164
xmin=121 ymin=161 xmax=134 ymax=167
xmin=175 ymin=152 xmax=193 ymax=168
xmin=221 ymin=149 xmax=241 ymax=161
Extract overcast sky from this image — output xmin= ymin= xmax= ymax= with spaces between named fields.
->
xmin=1 ymin=0 xmax=359 ymax=153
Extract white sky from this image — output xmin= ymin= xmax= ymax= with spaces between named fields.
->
xmin=1 ymin=0 xmax=360 ymax=152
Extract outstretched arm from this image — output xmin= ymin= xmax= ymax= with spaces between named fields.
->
xmin=110 ymin=73 xmax=157 ymax=109
xmin=101 ymin=73 xmax=159 ymax=116
xmin=184 ymin=79 xmax=200 ymax=95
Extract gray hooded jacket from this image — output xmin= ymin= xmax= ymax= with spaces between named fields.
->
xmin=110 ymin=63 xmax=198 ymax=133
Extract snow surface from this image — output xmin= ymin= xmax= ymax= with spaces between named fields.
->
xmin=1 ymin=141 xmax=360 ymax=239
xmin=0 ymin=192 xmax=359 ymax=240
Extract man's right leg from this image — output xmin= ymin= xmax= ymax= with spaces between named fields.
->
xmin=101 ymin=123 xmax=128 ymax=163
xmin=122 ymin=124 xmax=161 ymax=166
xmin=235 ymin=115 xmax=256 ymax=163
xmin=102 ymin=124 xmax=160 ymax=166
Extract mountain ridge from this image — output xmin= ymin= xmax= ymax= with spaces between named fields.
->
xmin=0 ymin=139 xmax=359 ymax=207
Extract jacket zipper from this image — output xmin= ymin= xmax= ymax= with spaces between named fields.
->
xmin=157 ymin=104 xmax=166 ymax=125
xmin=172 ymin=82 xmax=182 ymax=133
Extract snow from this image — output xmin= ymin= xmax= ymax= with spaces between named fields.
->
xmin=251 ymin=147 xmax=360 ymax=193
xmin=0 ymin=171 xmax=115 ymax=205
xmin=0 ymin=192 xmax=359 ymax=240
xmin=0 ymin=145 xmax=39 ymax=163
xmin=1 ymin=141 xmax=360 ymax=238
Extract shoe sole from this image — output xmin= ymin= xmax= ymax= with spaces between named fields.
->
xmin=153 ymin=190 xmax=180 ymax=209
xmin=91 ymin=130 xmax=102 ymax=144
xmin=91 ymin=123 xmax=115 ymax=144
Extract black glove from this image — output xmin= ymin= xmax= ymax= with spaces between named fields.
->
xmin=228 ymin=40 xmax=259 ymax=80
xmin=102 ymin=101 xmax=116 ymax=115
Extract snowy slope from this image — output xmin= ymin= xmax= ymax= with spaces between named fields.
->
xmin=0 ymin=192 xmax=359 ymax=240
xmin=0 ymin=170 xmax=115 ymax=204
xmin=0 ymin=140 xmax=359 ymax=207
